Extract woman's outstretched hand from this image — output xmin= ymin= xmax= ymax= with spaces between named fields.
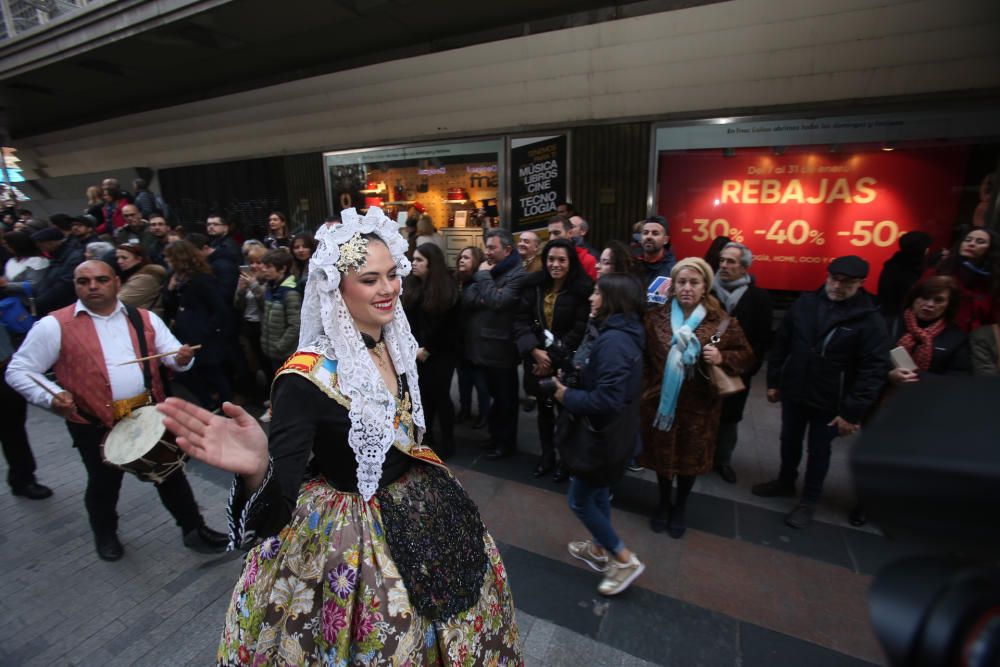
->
xmin=157 ymin=398 xmax=270 ymax=488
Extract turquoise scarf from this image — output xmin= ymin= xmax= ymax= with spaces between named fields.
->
xmin=654 ymin=300 xmax=706 ymax=431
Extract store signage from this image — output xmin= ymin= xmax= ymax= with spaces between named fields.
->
xmin=657 ymin=146 xmax=969 ymax=291
xmin=655 ymin=110 xmax=999 ymax=151
xmin=511 ymin=135 xmax=567 ymax=229
xmin=325 ymin=140 xmax=502 ymax=165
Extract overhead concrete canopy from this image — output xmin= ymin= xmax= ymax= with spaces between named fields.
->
xmin=0 ymin=0 xmax=717 ymax=139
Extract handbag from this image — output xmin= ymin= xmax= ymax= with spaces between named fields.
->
xmin=707 ymin=316 xmax=746 ymax=397
xmin=0 ymin=295 xmax=35 ymax=335
xmin=555 ymin=398 xmax=640 ymax=486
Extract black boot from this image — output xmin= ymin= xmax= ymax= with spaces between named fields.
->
xmin=650 ymin=475 xmax=672 ymax=533
xmin=668 ymin=475 xmax=696 ymax=539
xmin=533 ymin=451 xmax=555 ymax=478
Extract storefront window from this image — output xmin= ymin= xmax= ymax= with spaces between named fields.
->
xmin=653 ymin=111 xmax=999 ymax=292
xmin=324 ymin=139 xmax=502 ymax=230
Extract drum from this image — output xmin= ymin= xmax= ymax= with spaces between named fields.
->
xmin=101 ymin=406 xmax=188 ymax=483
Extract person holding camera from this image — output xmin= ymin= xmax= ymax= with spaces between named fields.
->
xmin=548 ymin=272 xmax=646 ymax=595
xmin=639 ymin=257 xmax=755 ymax=538
xmin=514 ymin=238 xmax=593 ymax=481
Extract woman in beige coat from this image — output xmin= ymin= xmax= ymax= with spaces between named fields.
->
xmin=116 ymin=243 xmax=166 ymax=315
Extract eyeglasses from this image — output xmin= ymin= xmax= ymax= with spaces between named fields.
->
xmin=75 ymin=276 xmax=113 ymax=285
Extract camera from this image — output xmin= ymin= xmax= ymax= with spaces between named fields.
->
xmin=851 ymin=377 xmax=1000 ymax=667
xmin=533 ymin=324 xmax=580 ymax=399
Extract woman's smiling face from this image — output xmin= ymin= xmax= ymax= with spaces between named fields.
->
xmin=339 ymin=240 xmax=400 ymax=334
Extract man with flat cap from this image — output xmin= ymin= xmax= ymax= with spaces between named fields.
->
xmin=753 ymin=255 xmax=890 ymax=528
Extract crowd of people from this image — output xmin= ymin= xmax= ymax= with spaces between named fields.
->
xmin=3 ymin=183 xmax=1000 ymax=601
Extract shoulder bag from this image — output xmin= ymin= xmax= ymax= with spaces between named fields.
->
xmin=708 ymin=316 xmax=747 ymax=397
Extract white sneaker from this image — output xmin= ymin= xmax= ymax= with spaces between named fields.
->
xmin=258 ymin=411 xmax=272 ymax=423
xmin=598 ymin=554 xmax=645 ymax=596
xmin=568 ymin=540 xmax=609 ymax=572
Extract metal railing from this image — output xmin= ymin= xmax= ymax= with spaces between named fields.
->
xmin=0 ymin=0 xmax=97 ymax=42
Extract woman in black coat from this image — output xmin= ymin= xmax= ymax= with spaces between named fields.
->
xmin=162 ymin=240 xmax=232 ymax=411
xmin=550 ymin=272 xmax=647 ymax=596
xmin=403 ymin=243 xmax=461 ymax=459
xmin=513 ymin=238 xmax=593 ymax=481
xmin=886 ymin=275 xmax=971 ymax=383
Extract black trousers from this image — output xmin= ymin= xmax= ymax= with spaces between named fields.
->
xmin=177 ymin=361 xmax=232 ymax=410
xmin=483 ymin=365 xmax=519 ymax=453
xmin=66 ymin=421 xmax=204 ymax=538
xmin=778 ymin=400 xmax=839 ymax=503
xmin=0 ymin=371 xmax=38 ymax=489
xmin=418 ymin=355 xmax=456 ymax=452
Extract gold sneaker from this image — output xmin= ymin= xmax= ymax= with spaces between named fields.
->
xmin=568 ymin=540 xmax=609 ymax=572
xmin=598 ymin=554 xmax=645 ymax=596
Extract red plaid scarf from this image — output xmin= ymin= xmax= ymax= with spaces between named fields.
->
xmin=896 ymin=308 xmax=947 ymax=371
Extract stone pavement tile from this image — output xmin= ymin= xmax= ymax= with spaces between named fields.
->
xmin=598 ymin=585 xmax=739 ymax=666
xmin=501 ymin=543 xmax=607 ymax=638
xmin=740 ymin=622 xmax=881 ymax=666
xmin=49 ymin=618 xmax=127 ymax=667
xmin=672 ymin=530 xmax=881 ymax=664
xmin=842 ymin=528 xmax=926 ymax=577
xmin=520 ymin=611 xmax=555 ymax=662
xmin=735 ymin=501 xmax=855 ymax=570
xmin=541 ymin=622 xmax=663 ymax=667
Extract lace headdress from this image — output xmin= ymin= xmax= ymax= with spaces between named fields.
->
xmin=298 ymin=206 xmax=425 ymax=501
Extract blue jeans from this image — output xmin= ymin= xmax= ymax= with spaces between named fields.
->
xmin=568 ymin=476 xmax=622 ymax=554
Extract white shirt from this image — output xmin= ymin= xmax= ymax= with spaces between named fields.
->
xmin=6 ymin=300 xmax=194 ymax=408
xmin=5 ymin=256 xmax=50 ymax=281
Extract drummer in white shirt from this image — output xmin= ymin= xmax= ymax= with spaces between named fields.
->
xmin=5 ymin=260 xmax=229 ymax=561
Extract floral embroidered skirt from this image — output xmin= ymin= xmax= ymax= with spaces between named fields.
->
xmin=217 ymin=464 xmax=523 ymax=666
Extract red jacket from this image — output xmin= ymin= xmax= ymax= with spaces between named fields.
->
xmin=576 ymin=246 xmax=597 ymax=281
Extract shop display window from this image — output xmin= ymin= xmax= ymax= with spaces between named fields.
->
xmin=324 ymin=140 xmax=502 ymax=230
xmin=653 ymin=112 xmax=999 ymax=292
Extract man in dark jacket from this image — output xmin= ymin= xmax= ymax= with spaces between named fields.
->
xmin=463 ymin=229 xmax=528 ymax=459
xmin=638 ymin=216 xmax=677 ymax=300
xmin=188 ymin=232 xmax=239 ymax=309
xmin=753 ymin=256 xmax=889 ymax=528
xmin=205 ymin=214 xmax=242 ymax=265
xmin=31 ymin=227 xmax=85 ymax=315
xmin=146 ymin=213 xmax=170 ymax=267
xmin=132 ymin=178 xmax=158 ymax=219
xmin=877 ymin=230 xmax=932 ymax=320
xmin=711 ymin=242 xmax=773 ymax=483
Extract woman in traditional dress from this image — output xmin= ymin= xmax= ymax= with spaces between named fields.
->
xmin=158 ymin=207 xmax=522 ymax=666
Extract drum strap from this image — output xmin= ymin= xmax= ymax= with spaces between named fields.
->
xmin=124 ymin=305 xmax=154 ymax=396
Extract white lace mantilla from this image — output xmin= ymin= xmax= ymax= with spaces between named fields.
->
xmin=298 ymin=207 xmax=426 ymax=501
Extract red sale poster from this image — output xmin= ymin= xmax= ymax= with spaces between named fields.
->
xmin=657 ymin=146 xmax=970 ymax=291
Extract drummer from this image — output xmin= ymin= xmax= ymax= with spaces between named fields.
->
xmin=6 ymin=260 xmax=228 ymax=561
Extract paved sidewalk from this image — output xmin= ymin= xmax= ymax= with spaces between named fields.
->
xmin=0 ymin=377 xmax=899 ymax=665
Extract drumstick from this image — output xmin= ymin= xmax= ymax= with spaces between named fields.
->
xmin=28 ymin=374 xmax=60 ymax=397
xmin=29 ymin=375 xmax=84 ymax=420
xmin=117 ymin=345 xmax=202 ymax=366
